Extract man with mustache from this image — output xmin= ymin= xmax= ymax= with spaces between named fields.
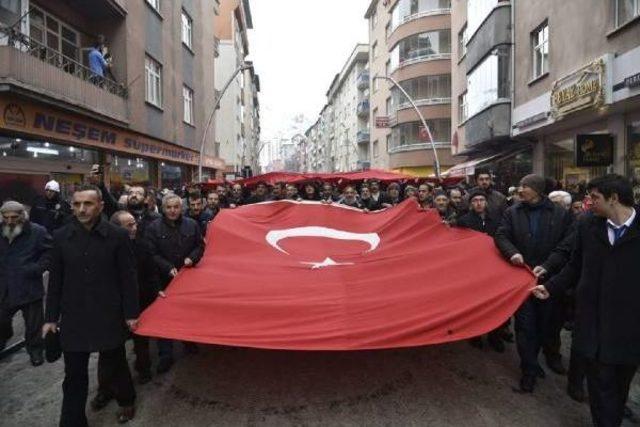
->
xmin=0 ymin=201 xmax=52 ymax=366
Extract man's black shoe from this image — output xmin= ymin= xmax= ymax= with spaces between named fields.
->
xmin=545 ymin=355 xmax=567 ymax=375
xmin=566 ymin=382 xmax=585 ymax=403
xmin=156 ymin=357 xmax=174 ymax=374
xmin=487 ymin=334 xmax=505 ymax=353
xmin=90 ymin=392 xmax=113 ymax=412
xmin=29 ymin=352 xmax=44 ymax=367
xmin=519 ymin=374 xmax=536 ymax=393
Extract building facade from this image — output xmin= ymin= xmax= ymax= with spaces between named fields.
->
xmin=0 ymin=0 xmax=225 ymax=203
xmin=214 ymin=0 xmax=258 ymax=176
xmin=512 ymin=0 xmax=640 ymax=195
xmin=242 ymin=66 xmax=260 ymax=175
xmin=447 ymin=0 xmax=532 ymax=189
xmin=365 ymin=0 xmax=455 ymax=177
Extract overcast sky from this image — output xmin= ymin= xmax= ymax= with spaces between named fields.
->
xmin=248 ymin=0 xmax=370 ymax=143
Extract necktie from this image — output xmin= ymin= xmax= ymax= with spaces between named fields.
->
xmin=609 ymin=224 xmax=628 ymax=244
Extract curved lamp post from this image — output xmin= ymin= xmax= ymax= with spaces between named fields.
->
xmin=198 ymin=62 xmax=254 ymax=182
xmin=373 ymin=75 xmax=441 ymax=180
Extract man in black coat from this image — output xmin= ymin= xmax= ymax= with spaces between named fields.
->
xmin=0 ymin=201 xmax=52 ymax=366
xmin=494 ymin=174 xmax=573 ymax=393
xmin=457 ymin=190 xmax=504 ymax=352
xmin=125 ymin=186 xmax=161 ymax=238
xmin=146 ymin=194 xmax=205 ymax=374
xmin=533 ymin=174 xmax=640 ymax=427
xmin=43 ymin=185 xmax=139 ymax=426
xmin=462 ymin=168 xmax=507 ymax=220
xmin=30 ymin=180 xmax=72 ymax=234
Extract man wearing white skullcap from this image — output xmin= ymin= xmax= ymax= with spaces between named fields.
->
xmin=30 ymin=180 xmax=71 ymax=233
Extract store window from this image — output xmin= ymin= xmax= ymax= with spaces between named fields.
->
xmin=627 ymin=122 xmax=640 ymax=202
xmin=0 ymin=135 xmax=98 ymax=163
xmin=544 ymin=138 xmax=610 ymax=191
xmin=161 ymin=162 xmax=187 ymax=191
xmin=466 ymin=46 xmax=510 ymax=118
xmin=110 ymin=155 xmax=151 ymax=193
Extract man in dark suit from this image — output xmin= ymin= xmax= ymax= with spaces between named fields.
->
xmin=533 ymin=174 xmax=640 ymax=427
xmin=43 ymin=185 xmax=139 ymax=426
xmin=494 ymin=174 xmax=573 ymax=393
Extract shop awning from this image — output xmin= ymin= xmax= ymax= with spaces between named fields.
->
xmin=442 ymin=155 xmax=501 ymax=178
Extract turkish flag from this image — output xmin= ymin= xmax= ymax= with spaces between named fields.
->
xmin=136 ymin=200 xmax=533 ymax=350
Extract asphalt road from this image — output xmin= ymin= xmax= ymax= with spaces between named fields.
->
xmin=1 ymin=326 xmax=638 ymax=427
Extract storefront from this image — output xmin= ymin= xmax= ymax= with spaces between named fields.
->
xmin=0 ymin=97 xmax=224 ymax=204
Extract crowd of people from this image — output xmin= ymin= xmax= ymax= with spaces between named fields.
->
xmin=0 ymin=167 xmax=638 ymax=427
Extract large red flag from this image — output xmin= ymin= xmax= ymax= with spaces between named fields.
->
xmin=136 ymin=200 xmax=533 ymax=350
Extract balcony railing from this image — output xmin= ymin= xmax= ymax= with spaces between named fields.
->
xmin=356 ymin=100 xmax=370 ymax=117
xmin=356 ymin=71 xmax=370 ymax=90
xmin=0 ymin=26 xmax=127 ymax=98
xmin=356 ymin=130 xmax=370 ymax=144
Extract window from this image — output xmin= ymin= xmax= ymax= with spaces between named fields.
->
xmin=458 ymin=92 xmax=468 ymax=122
xmin=183 ymin=85 xmax=194 ymax=124
xmin=385 ymin=60 xmax=391 ymax=76
xmin=615 ymin=0 xmax=639 ymax=27
xmin=146 ymin=0 xmax=160 ymax=12
xmin=466 ymin=46 xmax=511 ymax=118
xmin=392 ymin=75 xmax=451 ymax=107
xmin=385 ymin=97 xmax=393 ymax=115
xmin=458 ymin=24 xmax=468 ymax=58
xmin=371 ymin=9 xmax=378 ymax=29
xmin=385 ymin=22 xmax=391 ymax=39
xmin=181 ymin=10 xmax=193 ymax=49
xmin=372 ymin=41 xmax=378 ymax=60
xmin=373 ymin=140 xmax=380 ymax=158
xmin=389 ymin=30 xmax=451 ymax=70
xmin=145 ymin=55 xmax=162 ymax=107
xmin=467 ymin=0 xmax=502 ymax=39
xmin=391 ymin=0 xmax=451 ymax=30
xmin=531 ymin=21 xmax=549 ymax=79
xmin=29 ymin=5 xmax=80 ymax=65
xmin=390 ymin=119 xmax=451 ymax=149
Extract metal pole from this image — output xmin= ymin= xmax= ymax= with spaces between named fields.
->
xmin=198 ymin=62 xmax=253 ymax=182
xmin=374 ymin=76 xmax=441 ymax=180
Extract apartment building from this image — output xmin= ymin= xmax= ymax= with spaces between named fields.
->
xmin=0 ymin=0 xmax=224 ymax=202
xmin=242 ymin=66 xmax=260 ymax=175
xmin=365 ymin=0 xmax=454 ymax=177
xmin=511 ymin=0 xmax=640 ymax=194
xmin=214 ymin=0 xmax=255 ymax=176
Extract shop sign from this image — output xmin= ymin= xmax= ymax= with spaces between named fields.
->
xmin=576 ymin=134 xmax=613 ymax=167
xmin=550 ymin=59 xmax=606 ymax=119
xmin=0 ymin=98 xmax=214 ymax=167
xmin=375 ymin=116 xmax=390 ymax=128
xmin=624 ymin=72 xmax=640 ymax=89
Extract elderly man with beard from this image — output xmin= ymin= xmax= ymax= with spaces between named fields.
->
xmin=146 ymin=194 xmax=205 ymax=373
xmin=338 ymin=185 xmax=363 ymax=209
xmin=0 ymin=201 xmax=52 ymax=366
xmin=30 ymin=180 xmax=72 ymax=233
xmin=417 ymin=184 xmax=433 ymax=209
xmin=43 ymin=185 xmax=139 ymax=425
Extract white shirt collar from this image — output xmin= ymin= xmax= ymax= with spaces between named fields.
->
xmin=607 ymin=208 xmax=636 ymax=230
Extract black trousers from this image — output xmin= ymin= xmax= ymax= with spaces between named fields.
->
xmin=586 ymin=359 xmax=637 ymax=427
xmin=60 ymin=346 xmax=136 ymax=427
xmin=514 ymin=296 xmax=554 ymax=375
xmin=0 ymin=299 xmax=44 ymax=354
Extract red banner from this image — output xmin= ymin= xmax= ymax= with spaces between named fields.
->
xmin=137 ymin=200 xmax=533 ymax=350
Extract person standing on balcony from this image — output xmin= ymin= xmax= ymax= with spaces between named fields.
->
xmin=88 ymin=38 xmax=110 ymax=87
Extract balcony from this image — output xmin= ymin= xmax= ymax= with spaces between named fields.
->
xmin=356 ymin=130 xmax=370 ymax=144
xmin=0 ymin=28 xmax=128 ymax=124
xmin=356 ymin=70 xmax=369 ymax=90
xmin=356 ymin=100 xmax=370 ymax=117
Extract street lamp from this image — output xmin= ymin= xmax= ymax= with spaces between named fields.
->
xmin=373 ymin=75 xmax=441 ymax=180
xmin=198 ymin=61 xmax=254 ymax=182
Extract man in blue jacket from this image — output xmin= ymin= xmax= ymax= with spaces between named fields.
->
xmin=0 ymin=201 xmax=52 ymax=366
